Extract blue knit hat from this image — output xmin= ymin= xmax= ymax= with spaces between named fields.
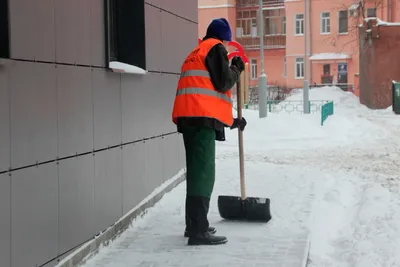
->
xmin=206 ymin=18 xmax=232 ymax=42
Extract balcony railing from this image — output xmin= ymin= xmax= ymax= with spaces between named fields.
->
xmin=236 ymin=0 xmax=284 ymax=8
xmin=236 ymin=35 xmax=286 ymax=50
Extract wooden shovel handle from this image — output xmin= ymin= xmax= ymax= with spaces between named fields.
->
xmin=236 ymin=77 xmax=246 ymax=200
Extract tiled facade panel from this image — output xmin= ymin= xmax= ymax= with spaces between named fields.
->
xmin=58 ymin=154 xmax=96 ymax=254
xmin=122 ymin=141 xmax=147 ymax=214
xmin=0 ymin=173 xmax=11 ymax=267
xmin=57 ymin=65 xmax=94 ymax=158
xmin=9 ymin=0 xmax=105 ymax=66
xmin=9 ymin=61 xmax=58 ymax=169
xmin=0 ymin=63 xmax=10 ymax=172
xmin=145 ymin=4 xmax=162 ymax=72
xmin=9 ymin=0 xmax=55 ymax=61
xmin=11 ymin=164 xmax=59 ymax=267
xmin=92 ymin=68 xmax=122 ymax=150
xmin=94 ymin=148 xmax=123 ymax=231
xmin=1 ymin=0 xmax=197 ymax=266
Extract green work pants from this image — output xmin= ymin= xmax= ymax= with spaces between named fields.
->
xmin=182 ymin=125 xmax=216 ymax=198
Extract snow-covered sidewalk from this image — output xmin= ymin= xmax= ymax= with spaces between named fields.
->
xmin=81 ymin=87 xmax=400 ymax=267
xmin=81 ymin=151 xmax=315 ymax=267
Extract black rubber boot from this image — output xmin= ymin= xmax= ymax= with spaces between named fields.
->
xmin=186 ymin=196 xmax=227 ymax=245
xmin=184 ymin=195 xmax=217 ymax=237
xmin=184 ymin=226 xmax=216 ymax=237
xmin=188 ymin=231 xmax=228 ymax=246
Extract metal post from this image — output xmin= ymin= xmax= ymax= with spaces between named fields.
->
xmin=303 ymin=0 xmax=310 ymax=114
xmin=258 ymin=0 xmax=268 ymax=118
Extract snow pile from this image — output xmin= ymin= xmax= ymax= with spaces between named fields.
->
xmin=285 ymin=86 xmax=357 ymax=105
xmin=234 ymin=86 xmax=391 ymax=152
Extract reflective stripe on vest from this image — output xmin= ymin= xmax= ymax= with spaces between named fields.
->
xmin=178 ymin=69 xmax=232 ymax=104
xmin=180 ymin=70 xmax=210 ymax=79
xmin=176 ymin=87 xmax=232 ymax=104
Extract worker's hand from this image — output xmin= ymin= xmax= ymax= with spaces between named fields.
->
xmin=231 ymin=56 xmax=245 ymax=73
xmin=230 ymin=117 xmax=247 ymax=131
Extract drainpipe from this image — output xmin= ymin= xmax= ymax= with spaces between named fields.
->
xmin=258 ymin=0 xmax=268 ymax=118
xmin=308 ymin=0 xmax=312 ymax=84
xmin=303 ymin=0 xmax=310 ymax=114
xmin=388 ymin=0 xmax=392 ymax=22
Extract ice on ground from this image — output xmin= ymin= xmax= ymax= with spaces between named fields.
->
xmin=80 ymin=86 xmax=400 ymax=267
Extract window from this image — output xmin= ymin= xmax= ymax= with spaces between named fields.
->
xmin=105 ymin=0 xmax=146 ymax=73
xmin=283 ymin=57 xmax=287 ymax=77
xmin=282 ymin=16 xmax=286 ymax=35
xmin=0 ymin=0 xmax=10 ymax=58
xmin=367 ymin=8 xmax=376 ymax=17
xmin=323 ymin=64 xmax=330 ymax=74
xmin=338 ymin=10 xmax=348 ymax=33
xmin=264 ymin=9 xmax=285 ymax=35
xmin=295 ymin=58 xmax=304 ymax=79
xmin=295 ymin=14 xmax=304 ymax=35
xmin=250 ymin=59 xmax=258 ymax=80
xmin=320 ymin=12 xmax=330 ymax=34
xmin=236 ymin=10 xmax=257 ymax=37
xmin=251 ymin=18 xmax=257 ymax=37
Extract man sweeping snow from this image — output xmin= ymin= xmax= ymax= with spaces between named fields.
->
xmin=172 ymin=18 xmax=247 ymax=246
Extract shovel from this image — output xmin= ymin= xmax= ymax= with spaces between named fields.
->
xmin=217 ymin=76 xmax=272 ymax=222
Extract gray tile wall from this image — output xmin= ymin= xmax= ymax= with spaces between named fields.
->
xmin=0 ymin=1 xmax=196 ymax=266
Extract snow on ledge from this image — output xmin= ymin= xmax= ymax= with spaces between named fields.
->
xmin=109 ymin=61 xmax=147 ymax=75
xmin=309 ymin=53 xmax=350 ymax=61
xmin=364 ymin=17 xmax=400 ymax=26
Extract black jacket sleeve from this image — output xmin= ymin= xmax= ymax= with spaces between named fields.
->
xmin=204 ymin=44 xmax=241 ymax=93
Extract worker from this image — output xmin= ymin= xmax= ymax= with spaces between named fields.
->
xmin=172 ymin=18 xmax=247 ymax=246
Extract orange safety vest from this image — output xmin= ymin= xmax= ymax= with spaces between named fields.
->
xmin=172 ymin=38 xmax=233 ymax=127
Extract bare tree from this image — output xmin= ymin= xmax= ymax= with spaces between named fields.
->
xmin=322 ymin=0 xmax=388 ymax=53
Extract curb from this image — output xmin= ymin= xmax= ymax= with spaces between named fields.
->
xmin=302 ymin=239 xmax=311 ymax=267
xmin=55 ymin=169 xmax=186 ymax=267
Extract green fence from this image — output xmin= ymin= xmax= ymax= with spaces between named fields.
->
xmin=243 ymin=100 xmax=330 ymax=114
xmin=321 ymin=101 xmax=334 ymax=126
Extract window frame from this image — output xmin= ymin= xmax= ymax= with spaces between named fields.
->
xmin=366 ymin=7 xmax=376 ymax=18
xmin=250 ymin=59 xmax=258 ymax=80
xmin=338 ymin=10 xmax=349 ymax=34
xmin=295 ymin=57 xmax=305 ymax=79
xmin=320 ymin=12 xmax=331 ymax=35
xmin=237 ymin=19 xmax=252 ymax=37
xmin=0 ymin=0 xmax=10 ymax=59
xmin=323 ymin=64 xmax=330 ymax=75
xmin=236 ymin=10 xmax=257 ymax=37
xmin=295 ymin=14 xmax=304 ymax=36
xmin=264 ymin=9 xmax=285 ymax=36
xmin=104 ymin=0 xmax=147 ymax=74
xmin=282 ymin=16 xmax=286 ymax=35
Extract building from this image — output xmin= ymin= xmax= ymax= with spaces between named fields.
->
xmin=198 ymin=0 xmax=400 ymax=95
xmin=285 ymin=0 xmax=361 ymax=89
xmin=198 ymin=0 xmax=287 ymax=93
xmin=0 ymin=1 xmax=197 ymax=267
xmin=286 ymin=0 xmax=400 ymax=90
xmin=359 ymin=18 xmax=400 ymax=109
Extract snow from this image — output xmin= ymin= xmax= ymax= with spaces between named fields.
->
xmin=365 ymin=17 xmax=400 ymax=27
xmin=79 ymin=86 xmax=400 ymax=267
xmin=109 ymin=61 xmax=147 ymax=74
xmin=349 ymin=3 xmax=359 ymax=10
xmin=309 ymin=53 xmax=350 ymax=61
